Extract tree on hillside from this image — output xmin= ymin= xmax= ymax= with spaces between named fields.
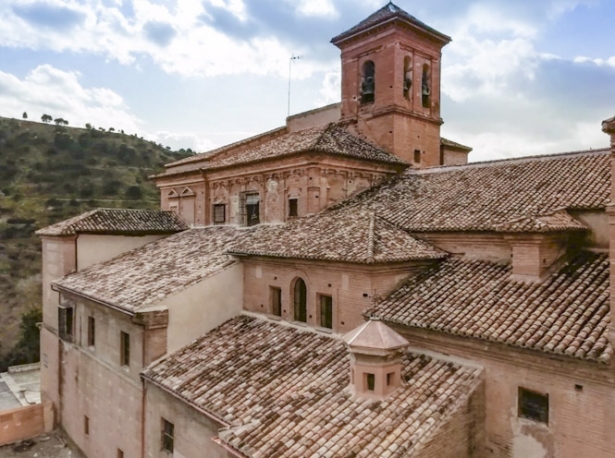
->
xmin=22 ymin=112 xmax=27 ymax=119
xmin=41 ymin=114 xmax=52 ymax=123
xmin=85 ymin=123 xmax=92 ymax=130
xmin=54 ymin=118 xmax=65 ymax=125
xmin=63 ymin=119 xmax=69 ymax=126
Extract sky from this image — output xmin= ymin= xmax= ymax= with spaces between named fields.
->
xmin=0 ymin=0 xmax=614 ymax=161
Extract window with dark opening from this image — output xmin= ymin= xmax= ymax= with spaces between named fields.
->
xmin=288 ymin=198 xmax=298 ymax=217
xmin=117 ymin=450 xmax=124 ymax=458
xmin=361 ymin=60 xmax=375 ymax=104
xmin=213 ymin=204 xmax=226 ymax=224
xmin=422 ymin=64 xmax=431 ymax=108
xmin=414 ymin=149 xmax=421 ymax=163
xmin=366 ymin=373 xmax=375 ymax=391
xmin=403 ymin=56 xmax=412 ymax=99
xmin=387 ymin=372 xmax=394 ymax=386
xmin=320 ymin=295 xmax=333 ymax=329
xmin=270 ymin=287 xmax=282 ymax=317
xmin=84 ymin=416 xmax=89 ymax=436
xmin=245 ymin=193 xmax=260 ymax=226
xmin=293 ymin=278 xmax=307 ymax=323
xmin=518 ymin=387 xmax=549 ymax=424
xmin=120 ymin=331 xmax=130 ymax=367
xmin=58 ymin=305 xmax=74 ymax=342
xmin=161 ymin=419 xmax=174 ymax=453
xmin=87 ymin=316 xmax=95 ymax=347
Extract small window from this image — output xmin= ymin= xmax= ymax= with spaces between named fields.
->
xmin=270 ymin=287 xmax=282 ymax=317
xmin=320 ymin=295 xmax=333 ymax=329
xmin=518 ymin=387 xmax=549 ymax=424
xmin=117 ymin=450 xmax=124 ymax=458
xmin=161 ymin=419 xmax=174 ymax=453
xmin=413 ymin=149 xmax=421 ymax=163
xmin=245 ymin=193 xmax=260 ymax=226
xmin=87 ymin=316 xmax=95 ymax=347
xmin=120 ymin=332 xmax=130 ymax=367
xmin=386 ymin=372 xmax=394 ymax=386
xmin=366 ymin=373 xmax=375 ymax=391
xmin=293 ymin=278 xmax=307 ymax=323
xmin=288 ymin=198 xmax=298 ymax=217
xmin=84 ymin=416 xmax=89 ymax=436
xmin=422 ymin=64 xmax=431 ymax=108
xmin=213 ymin=204 xmax=226 ymax=224
xmin=58 ymin=305 xmax=74 ymax=342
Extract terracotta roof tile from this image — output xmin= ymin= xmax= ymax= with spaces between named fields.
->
xmin=143 ymin=315 xmax=483 ymax=457
xmin=54 ymin=227 xmax=243 ymax=313
xmin=153 ymin=124 xmax=406 ymax=178
xmin=227 ymin=208 xmax=445 ymax=263
xmin=331 ymin=2 xmax=450 ymax=44
xmin=369 ymin=252 xmax=612 ymax=363
xmin=441 ymin=137 xmax=472 ymax=152
xmin=36 ymin=208 xmax=188 ymax=236
xmin=493 ymin=209 xmax=587 ymax=233
xmin=337 ymin=150 xmax=610 ymax=232
xmin=344 ymin=319 xmax=409 ymax=350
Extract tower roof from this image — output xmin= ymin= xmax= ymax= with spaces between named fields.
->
xmin=331 ymin=1 xmax=451 ymax=46
xmin=344 ymin=318 xmax=409 ymax=351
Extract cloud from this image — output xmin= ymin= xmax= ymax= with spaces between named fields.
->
xmin=143 ymin=21 xmax=177 ymax=46
xmin=11 ymin=1 xmax=86 ymax=30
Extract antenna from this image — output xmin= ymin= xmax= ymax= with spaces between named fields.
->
xmin=287 ymin=54 xmax=302 ymax=118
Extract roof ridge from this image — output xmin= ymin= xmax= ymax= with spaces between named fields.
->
xmin=409 ymin=147 xmax=610 ymax=175
xmin=366 ymin=211 xmax=376 ymax=263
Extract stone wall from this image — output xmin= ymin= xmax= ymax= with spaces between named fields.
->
xmin=0 ymin=402 xmax=54 ymax=446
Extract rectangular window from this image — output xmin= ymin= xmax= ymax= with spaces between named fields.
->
xmin=288 ymin=198 xmax=298 ymax=217
xmin=270 ymin=287 xmax=282 ymax=317
xmin=58 ymin=305 xmax=74 ymax=342
xmin=120 ymin=332 xmax=130 ymax=367
xmin=518 ymin=387 xmax=549 ymax=424
xmin=386 ymin=372 xmax=394 ymax=386
xmin=366 ymin=373 xmax=375 ymax=391
xmin=161 ymin=419 xmax=174 ymax=453
xmin=245 ymin=193 xmax=260 ymax=226
xmin=87 ymin=316 xmax=95 ymax=347
xmin=84 ymin=416 xmax=89 ymax=436
xmin=320 ymin=295 xmax=333 ymax=329
xmin=413 ymin=149 xmax=421 ymax=163
xmin=213 ymin=204 xmax=226 ymax=224
xmin=117 ymin=450 xmax=124 ymax=458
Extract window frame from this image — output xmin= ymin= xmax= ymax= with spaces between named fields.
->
xmin=518 ymin=387 xmax=549 ymax=424
xmin=120 ymin=331 xmax=130 ymax=367
xmin=87 ymin=316 xmax=95 ymax=348
xmin=365 ymin=373 xmax=375 ymax=391
xmin=319 ymin=294 xmax=333 ymax=329
xmin=161 ymin=418 xmax=174 ymax=453
xmin=58 ymin=305 xmax=74 ymax=343
xmin=213 ymin=203 xmax=226 ymax=224
xmin=270 ymin=286 xmax=282 ymax=317
xmin=288 ymin=198 xmax=298 ymax=218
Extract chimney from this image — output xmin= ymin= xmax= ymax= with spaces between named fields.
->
xmin=343 ymin=318 xmax=409 ymax=400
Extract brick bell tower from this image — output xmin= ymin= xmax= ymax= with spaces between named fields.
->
xmin=331 ymin=2 xmax=451 ymax=167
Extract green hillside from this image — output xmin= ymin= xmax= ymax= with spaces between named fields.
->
xmin=0 ymin=116 xmax=192 ymax=369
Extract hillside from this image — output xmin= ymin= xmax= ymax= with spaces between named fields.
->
xmin=0 ymin=116 xmax=192 ymax=369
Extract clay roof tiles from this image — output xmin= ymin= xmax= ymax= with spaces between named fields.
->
xmin=493 ymin=209 xmax=588 ymax=233
xmin=36 ymin=208 xmax=188 ymax=236
xmin=344 ymin=318 xmax=409 ymax=351
xmin=54 ymin=226 xmax=242 ymax=313
xmin=331 ymin=2 xmax=451 ymax=44
xmin=227 ymin=207 xmax=446 ymax=263
xmin=369 ymin=251 xmax=612 ymax=363
xmin=143 ymin=315 xmax=483 ymax=458
xmin=338 ymin=149 xmax=610 ymax=232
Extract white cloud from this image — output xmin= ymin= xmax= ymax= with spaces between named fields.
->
xmin=296 ymin=0 xmax=338 ymax=18
xmin=316 ymin=71 xmax=341 ymax=106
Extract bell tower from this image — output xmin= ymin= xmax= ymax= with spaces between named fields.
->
xmin=331 ymin=2 xmax=451 ymax=167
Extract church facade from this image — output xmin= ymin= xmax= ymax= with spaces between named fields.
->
xmin=37 ymin=4 xmax=615 ymax=458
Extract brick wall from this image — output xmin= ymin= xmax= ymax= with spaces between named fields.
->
xmin=397 ymin=326 xmax=615 ymax=458
xmin=0 ymin=402 xmax=54 ymax=446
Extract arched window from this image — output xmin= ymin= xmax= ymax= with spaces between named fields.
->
xmin=293 ymin=278 xmax=307 ymax=322
xmin=403 ymin=56 xmax=412 ymax=99
xmin=360 ymin=60 xmax=375 ymax=104
xmin=422 ymin=64 xmax=431 ymax=108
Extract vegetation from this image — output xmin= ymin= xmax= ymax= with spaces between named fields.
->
xmin=0 ymin=116 xmax=192 ymax=370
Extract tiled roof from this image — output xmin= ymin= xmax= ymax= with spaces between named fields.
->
xmin=344 ymin=319 xmax=409 ymax=351
xmin=441 ymin=137 xmax=472 ymax=152
xmin=154 ymin=124 xmax=406 ymax=177
xmin=143 ymin=315 xmax=483 ymax=458
xmin=36 ymin=208 xmax=188 ymax=236
xmin=493 ymin=209 xmax=587 ymax=233
xmin=331 ymin=2 xmax=450 ymax=45
xmin=369 ymin=251 xmax=612 ymax=363
xmin=338 ymin=150 xmax=610 ymax=232
xmin=227 ymin=208 xmax=445 ymax=263
xmin=54 ymin=227 xmax=242 ymax=313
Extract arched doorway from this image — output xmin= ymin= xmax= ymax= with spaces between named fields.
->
xmin=293 ymin=278 xmax=307 ymax=322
